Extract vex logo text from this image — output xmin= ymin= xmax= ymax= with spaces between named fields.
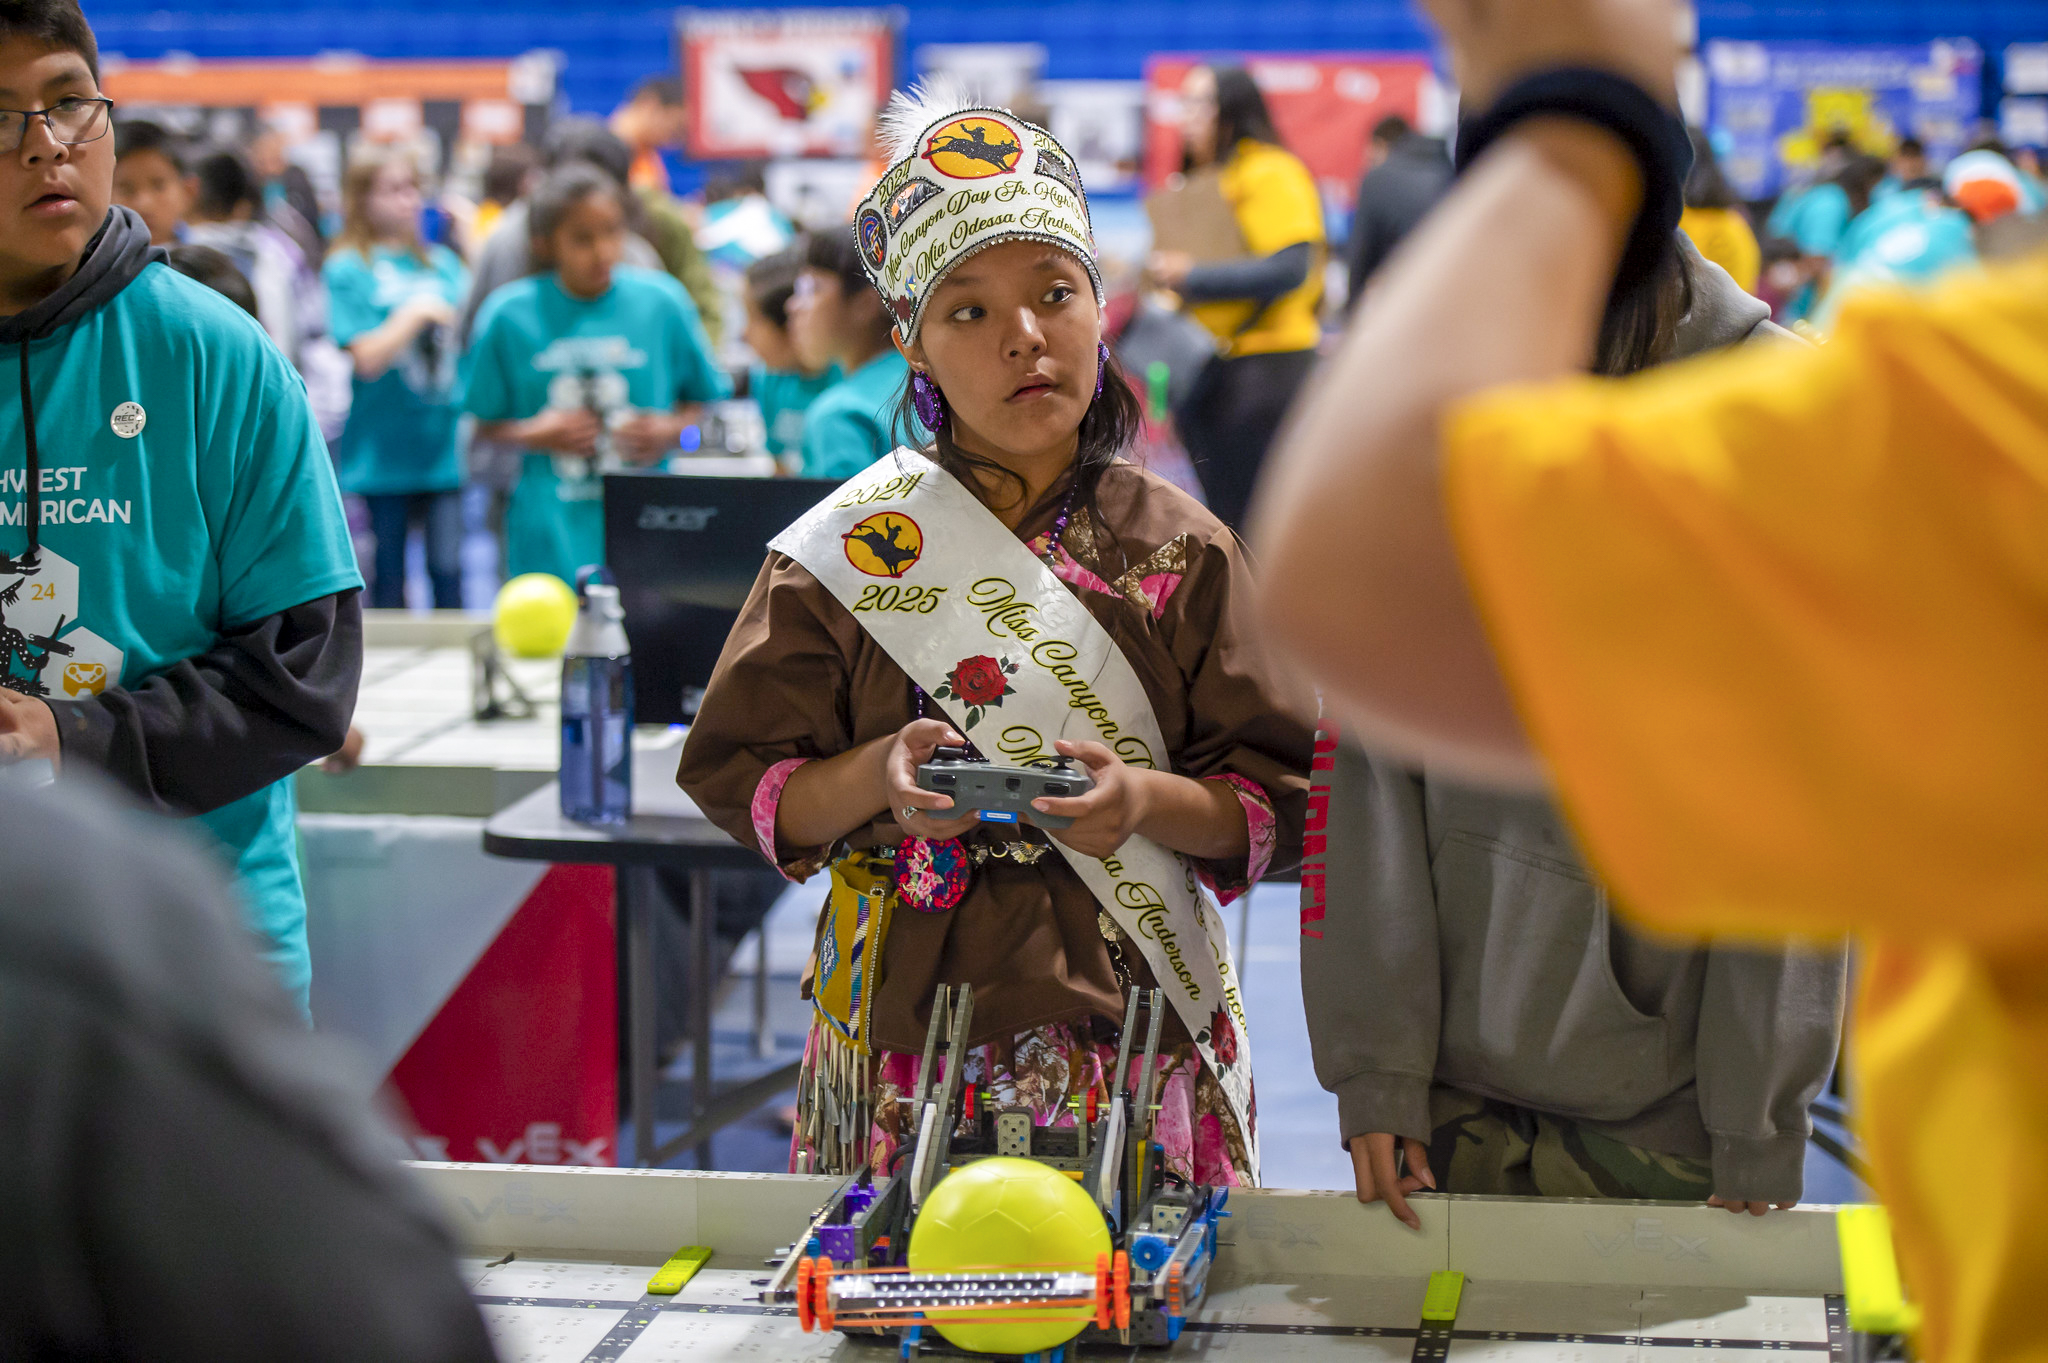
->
xmin=409 ymin=1120 xmax=609 ymax=1167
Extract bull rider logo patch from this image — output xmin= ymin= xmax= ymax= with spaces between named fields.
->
xmin=922 ymin=116 xmax=1023 ymax=180
xmin=841 ymin=512 xmax=923 ymax=578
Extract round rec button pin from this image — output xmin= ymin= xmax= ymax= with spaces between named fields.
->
xmin=110 ymin=401 xmax=145 ymax=438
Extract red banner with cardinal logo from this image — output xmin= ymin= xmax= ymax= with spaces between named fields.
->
xmin=681 ymin=9 xmax=896 ymax=160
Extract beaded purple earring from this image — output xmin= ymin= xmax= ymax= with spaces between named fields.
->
xmin=1094 ymin=341 xmax=1109 ymax=399
xmin=911 ymin=369 xmax=945 ymax=429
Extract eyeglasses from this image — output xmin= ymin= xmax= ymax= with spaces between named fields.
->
xmin=0 ymin=96 xmax=112 ymax=154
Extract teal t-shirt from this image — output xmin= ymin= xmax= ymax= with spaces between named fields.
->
xmin=1812 ymin=191 xmax=1978 ymax=331
xmin=463 ymin=267 xmax=729 ymax=584
xmin=1788 ymin=182 xmax=1853 ymax=258
xmin=800 ymin=350 xmax=922 ymax=481
xmin=753 ymin=363 xmax=839 ymax=459
xmin=325 ymin=244 xmax=469 ymax=496
xmin=0 ymin=263 xmax=362 ymax=1009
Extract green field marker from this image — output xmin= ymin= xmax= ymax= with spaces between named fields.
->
xmin=1837 ymin=1206 xmax=1921 ymax=1335
xmin=1421 ymin=1270 xmax=1466 ymax=1323
xmin=646 ymin=1245 xmax=713 ymax=1296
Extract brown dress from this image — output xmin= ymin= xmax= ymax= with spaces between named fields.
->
xmin=675 ymin=458 xmax=1314 ymax=1177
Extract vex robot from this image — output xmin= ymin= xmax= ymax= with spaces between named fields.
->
xmin=762 ymin=984 xmax=1229 ymax=1360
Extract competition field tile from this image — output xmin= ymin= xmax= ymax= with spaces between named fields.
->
xmin=477 ymin=1302 xmax=630 ymax=1362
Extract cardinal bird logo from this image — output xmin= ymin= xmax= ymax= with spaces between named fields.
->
xmin=738 ymin=67 xmax=828 ymax=121
xmin=922 ymin=116 xmax=1023 ymax=180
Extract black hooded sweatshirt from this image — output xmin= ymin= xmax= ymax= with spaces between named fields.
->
xmin=0 ymin=207 xmax=359 ymax=813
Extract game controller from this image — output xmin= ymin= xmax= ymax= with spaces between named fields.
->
xmin=915 ymin=747 xmax=1095 ymax=830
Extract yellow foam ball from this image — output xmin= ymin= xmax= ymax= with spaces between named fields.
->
xmin=492 ymin=573 xmax=578 ymax=658
xmin=907 ymin=1156 xmax=1109 ymax=1356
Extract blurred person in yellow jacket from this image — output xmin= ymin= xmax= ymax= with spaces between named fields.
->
xmin=1252 ymin=1 xmax=2048 ymax=1359
xmin=1149 ymin=64 xmax=1325 ymax=531
xmin=1679 ymin=125 xmax=1759 ymax=293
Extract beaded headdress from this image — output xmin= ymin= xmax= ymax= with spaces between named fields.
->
xmin=853 ymin=78 xmax=1100 ymax=344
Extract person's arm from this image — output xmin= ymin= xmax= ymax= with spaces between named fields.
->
xmin=1253 ymin=119 xmax=1642 ymax=785
xmin=463 ymin=299 xmax=603 ymax=456
xmin=1175 ymin=242 xmax=1314 ymax=308
xmin=1028 ymin=740 xmax=1251 ymax=862
xmin=1254 ymin=0 xmax=2048 ymax=951
xmin=39 ymin=591 xmax=362 ymax=816
xmin=1251 ymin=0 xmax=1674 ymax=784
xmin=675 ymin=554 xmax=905 ymax=880
xmin=612 ymin=285 xmax=734 ymax=461
xmin=1302 ymin=737 xmax=1444 ymax=1228
xmin=1695 ymin=941 xmax=1849 ymax=1212
xmin=346 ymin=296 xmax=455 ymax=381
xmin=471 ymin=412 xmax=600 ymax=455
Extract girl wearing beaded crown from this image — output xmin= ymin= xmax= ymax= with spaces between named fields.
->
xmin=676 ymin=82 xmax=1312 ymax=1185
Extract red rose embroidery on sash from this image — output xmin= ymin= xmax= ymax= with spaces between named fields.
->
xmin=1198 ymin=1005 xmax=1239 ymax=1067
xmin=933 ymin=654 xmax=1020 ymax=729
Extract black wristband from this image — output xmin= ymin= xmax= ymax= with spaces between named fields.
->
xmin=1454 ymin=67 xmax=1692 ymax=310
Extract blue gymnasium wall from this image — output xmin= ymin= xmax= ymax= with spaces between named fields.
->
xmin=84 ymin=0 xmax=2047 ymax=119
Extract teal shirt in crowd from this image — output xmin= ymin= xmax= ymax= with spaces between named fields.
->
xmin=1769 ymin=181 xmax=1853 ymax=257
xmin=325 ymin=243 xmax=469 ymax=496
xmin=1811 ymin=189 xmax=1978 ymax=331
xmin=752 ymin=362 xmax=839 ymax=460
xmin=0 ymin=264 xmax=362 ymax=1009
xmin=800 ymin=350 xmax=922 ymax=480
xmin=463 ymin=267 xmax=729 ymax=585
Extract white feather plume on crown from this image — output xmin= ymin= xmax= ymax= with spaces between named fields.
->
xmin=876 ymin=74 xmax=987 ymax=164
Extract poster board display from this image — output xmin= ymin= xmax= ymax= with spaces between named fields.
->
xmin=1704 ymin=39 xmax=1984 ymax=200
xmin=680 ymin=8 xmax=896 ymax=159
xmin=1040 ymin=78 xmax=1146 ymax=192
xmin=1142 ymin=54 xmax=1436 ymax=210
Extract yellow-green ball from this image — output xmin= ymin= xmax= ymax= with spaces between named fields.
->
xmin=493 ymin=573 xmax=578 ymax=658
xmin=907 ymin=1156 xmax=1109 ymax=1356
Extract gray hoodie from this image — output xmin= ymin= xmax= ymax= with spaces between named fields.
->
xmin=1299 ymin=240 xmax=1844 ymax=1205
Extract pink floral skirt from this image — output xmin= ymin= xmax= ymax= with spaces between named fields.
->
xmin=789 ymin=1017 xmax=1252 ymax=1186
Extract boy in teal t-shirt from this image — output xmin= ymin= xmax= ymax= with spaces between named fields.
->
xmin=801 ymin=350 xmax=913 ymax=480
xmin=464 ymin=164 xmax=728 ymax=585
xmin=788 ymin=228 xmax=923 ymax=481
xmin=0 ymin=13 xmax=363 ymax=1014
xmin=739 ymin=247 xmax=836 ymax=469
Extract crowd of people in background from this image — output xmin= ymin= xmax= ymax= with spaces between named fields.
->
xmin=98 ymin=62 xmax=2048 ymax=610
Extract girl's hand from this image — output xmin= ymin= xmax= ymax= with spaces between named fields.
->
xmin=1146 ymin=249 xmax=1195 ymax=291
xmin=397 ymin=294 xmax=457 ymax=331
xmin=613 ymin=410 xmax=690 ymax=463
xmin=1031 ymin=740 xmax=1150 ymax=858
xmin=517 ymin=407 xmax=603 ymax=456
xmin=1350 ymin=1132 xmax=1436 ymax=1230
xmin=883 ymin=719 xmax=981 ymax=842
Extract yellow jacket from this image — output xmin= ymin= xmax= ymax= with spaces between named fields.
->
xmin=1190 ymin=139 xmax=1326 ymax=357
xmin=1444 ymin=259 xmax=2048 ymax=1363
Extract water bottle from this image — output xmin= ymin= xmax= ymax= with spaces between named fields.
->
xmin=560 ymin=566 xmax=634 ymax=825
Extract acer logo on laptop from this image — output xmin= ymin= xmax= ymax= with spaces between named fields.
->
xmin=638 ymin=505 xmax=720 ymax=531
